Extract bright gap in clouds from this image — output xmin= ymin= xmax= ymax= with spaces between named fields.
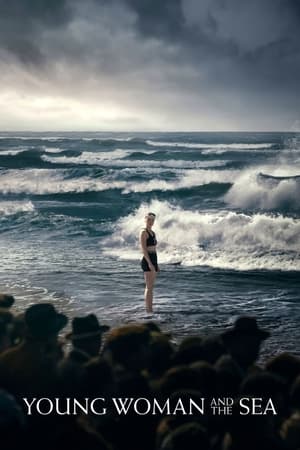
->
xmin=0 ymin=90 xmax=155 ymax=131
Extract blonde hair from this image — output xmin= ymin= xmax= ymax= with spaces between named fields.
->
xmin=145 ymin=212 xmax=156 ymax=218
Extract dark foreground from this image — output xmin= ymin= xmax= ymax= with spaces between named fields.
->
xmin=0 ymin=293 xmax=300 ymax=450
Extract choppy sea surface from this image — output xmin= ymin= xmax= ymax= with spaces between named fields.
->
xmin=0 ymin=131 xmax=299 ymax=357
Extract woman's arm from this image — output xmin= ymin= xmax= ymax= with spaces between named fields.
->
xmin=139 ymin=230 xmax=155 ymax=270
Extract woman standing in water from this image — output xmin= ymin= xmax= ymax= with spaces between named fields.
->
xmin=140 ymin=212 xmax=159 ymax=313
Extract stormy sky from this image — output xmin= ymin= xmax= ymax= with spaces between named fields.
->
xmin=0 ymin=0 xmax=300 ymax=131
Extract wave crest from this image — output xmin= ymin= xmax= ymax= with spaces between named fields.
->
xmin=103 ymin=200 xmax=300 ymax=271
xmin=0 ymin=201 xmax=35 ymax=216
xmin=0 ymin=168 xmax=236 ymax=195
xmin=146 ymin=140 xmax=274 ymax=150
xmin=225 ymin=166 xmax=300 ymax=211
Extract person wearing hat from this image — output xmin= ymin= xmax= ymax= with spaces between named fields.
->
xmin=0 ymin=294 xmax=15 ymax=309
xmin=0 ymin=303 xmax=68 ymax=398
xmin=66 ymin=314 xmax=110 ymax=360
xmin=57 ymin=314 xmax=110 ymax=396
xmin=220 ymin=316 xmax=270 ymax=372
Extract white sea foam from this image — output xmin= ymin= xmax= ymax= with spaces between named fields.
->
xmin=0 ymin=136 xmax=133 ymax=142
xmin=201 ymin=147 xmax=271 ymax=155
xmin=0 ymin=169 xmax=126 ymax=194
xmin=225 ymin=165 xmax=300 ymax=210
xmin=0 ymin=146 xmax=64 ymax=156
xmin=81 ymin=137 xmax=133 ymax=142
xmin=201 ymin=145 xmax=274 ymax=155
xmin=42 ymin=149 xmax=137 ymax=163
xmin=43 ymin=146 xmax=65 ymax=154
xmin=0 ymin=168 xmax=237 ymax=195
xmin=103 ymin=200 xmax=300 ymax=271
xmin=42 ymin=151 xmax=228 ymax=169
xmin=0 ymin=201 xmax=35 ymax=216
xmin=0 ymin=136 xmax=68 ymax=141
xmin=121 ymin=169 xmax=237 ymax=193
xmin=0 ymin=148 xmax=28 ymax=155
xmin=146 ymin=140 xmax=274 ymax=150
xmin=113 ymin=162 xmax=226 ymax=176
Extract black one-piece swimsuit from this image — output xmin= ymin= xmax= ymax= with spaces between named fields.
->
xmin=141 ymin=229 xmax=158 ymax=272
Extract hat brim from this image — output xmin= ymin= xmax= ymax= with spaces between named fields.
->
xmin=47 ymin=313 xmax=68 ymax=336
xmin=27 ymin=312 xmax=68 ymax=338
xmin=65 ymin=325 xmax=110 ymax=341
xmin=55 ymin=314 xmax=68 ymax=332
xmin=222 ymin=328 xmax=270 ymax=342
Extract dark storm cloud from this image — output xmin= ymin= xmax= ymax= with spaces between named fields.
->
xmin=117 ymin=0 xmax=300 ymax=108
xmin=123 ymin=0 xmax=185 ymax=39
xmin=0 ymin=0 xmax=72 ymax=64
xmin=0 ymin=0 xmax=299 ymax=130
xmin=121 ymin=0 xmax=300 ymax=56
xmin=1 ymin=0 xmax=299 ymax=73
xmin=179 ymin=0 xmax=300 ymax=113
xmin=126 ymin=0 xmax=300 ymax=75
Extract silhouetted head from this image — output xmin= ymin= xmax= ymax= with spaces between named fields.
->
xmin=221 ymin=317 xmax=270 ymax=369
xmin=146 ymin=331 xmax=174 ymax=378
xmin=24 ymin=303 xmax=68 ymax=341
xmin=66 ymin=314 xmax=110 ymax=357
xmin=224 ymin=396 xmax=282 ymax=450
xmin=172 ymin=336 xmax=204 ymax=366
xmin=103 ymin=324 xmax=151 ymax=372
xmin=158 ymin=366 xmax=203 ymax=397
xmin=215 ymin=354 xmax=244 ymax=397
xmin=266 ymin=353 xmax=300 ymax=386
xmin=241 ymin=371 xmax=287 ymax=419
xmin=0 ymin=294 xmax=15 ymax=309
xmin=82 ymin=357 xmax=115 ymax=397
xmin=201 ymin=335 xmax=227 ymax=364
xmin=159 ymin=422 xmax=211 ymax=450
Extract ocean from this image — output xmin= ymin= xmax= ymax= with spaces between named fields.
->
xmin=0 ymin=131 xmax=299 ymax=358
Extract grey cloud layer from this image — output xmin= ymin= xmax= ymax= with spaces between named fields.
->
xmin=0 ymin=0 xmax=299 ymax=129
xmin=0 ymin=0 xmax=72 ymax=64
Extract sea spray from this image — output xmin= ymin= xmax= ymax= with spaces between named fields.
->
xmin=102 ymin=200 xmax=300 ymax=271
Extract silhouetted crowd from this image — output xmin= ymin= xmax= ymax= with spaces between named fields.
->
xmin=1 ymin=292 xmax=300 ymax=450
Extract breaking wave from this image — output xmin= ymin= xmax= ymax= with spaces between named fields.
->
xmin=146 ymin=140 xmax=274 ymax=150
xmin=225 ymin=165 xmax=300 ymax=211
xmin=42 ymin=151 xmax=228 ymax=169
xmin=103 ymin=200 xmax=300 ymax=271
xmin=0 ymin=200 xmax=35 ymax=216
xmin=0 ymin=168 xmax=237 ymax=195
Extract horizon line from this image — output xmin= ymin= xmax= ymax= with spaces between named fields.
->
xmin=0 ymin=130 xmax=298 ymax=134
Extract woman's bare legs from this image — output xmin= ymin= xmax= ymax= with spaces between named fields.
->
xmin=144 ymin=271 xmax=157 ymax=313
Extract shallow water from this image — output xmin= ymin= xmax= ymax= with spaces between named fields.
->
xmin=0 ymin=131 xmax=299 ymax=357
